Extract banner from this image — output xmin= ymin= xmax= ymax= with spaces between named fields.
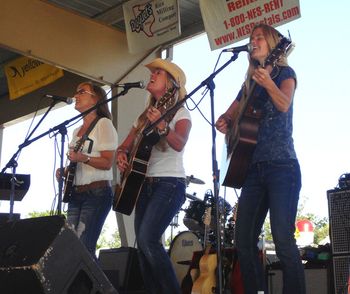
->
xmin=5 ymin=56 xmax=64 ymax=100
xmin=123 ymin=0 xmax=181 ymax=54
xmin=199 ymin=0 xmax=301 ymax=51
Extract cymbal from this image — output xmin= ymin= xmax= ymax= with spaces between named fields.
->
xmin=186 ymin=175 xmax=205 ymax=185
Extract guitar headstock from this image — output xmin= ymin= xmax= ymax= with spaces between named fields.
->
xmin=156 ymin=87 xmax=178 ymax=112
xmin=264 ymin=37 xmax=292 ymax=68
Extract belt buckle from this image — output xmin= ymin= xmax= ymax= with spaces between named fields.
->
xmin=146 ymin=177 xmax=156 ymax=184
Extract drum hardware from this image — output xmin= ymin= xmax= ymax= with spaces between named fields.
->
xmin=183 ymin=199 xmax=208 ymax=232
xmin=183 ymin=191 xmax=232 ymax=234
xmin=177 ymin=260 xmax=192 ymax=265
xmin=169 ymin=212 xmax=180 ymax=243
xmin=185 ymin=192 xmax=202 ymax=202
xmin=169 ymin=231 xmax=203 ymax=284
xmin=186 ymin=175 xmax=205 ymax=185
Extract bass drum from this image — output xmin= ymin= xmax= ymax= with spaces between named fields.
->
xmin=169 ymin=231 xmax=203 ymax=285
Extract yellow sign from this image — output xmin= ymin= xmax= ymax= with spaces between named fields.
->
xmin=5 ymin=56 xmax=64 ymax=100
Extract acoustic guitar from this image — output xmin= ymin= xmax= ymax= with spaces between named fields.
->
xmin=62 ymin=140 xmax=83 ymax=203
xmin=191 ymin=207 xmax=217 ymax=294
xmin=222 ymin=37 xmax=293 ymax=189
xmin=62 ymin=117 xmax=100 ymax=202
xmin=113 ymin=88 xmax=178 ymax=215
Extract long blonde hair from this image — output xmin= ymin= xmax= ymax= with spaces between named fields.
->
xmin=244 ymin=24 xmax=289 ymax=92
xmin=135 ymin=73 xmax=180 ymax=131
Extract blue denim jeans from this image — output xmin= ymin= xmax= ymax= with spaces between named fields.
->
xmin=135 ymin=177 xmax=186 ymax=294
xmin=67 ymin=186 xmax=112 ymax=259
xmin=235 ymin=159 xmax=305 ymax=294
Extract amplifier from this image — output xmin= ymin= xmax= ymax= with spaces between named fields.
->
xmin=98 ymin=247 xmax=144 ymax=294
xmin=266 ymin=266 xmax=330 ymax=294
xmin=327 ymin=188 xmax=350 ymax=254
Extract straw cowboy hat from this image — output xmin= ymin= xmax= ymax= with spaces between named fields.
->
xmin=145 ymin=58 xmax=187 ymax=100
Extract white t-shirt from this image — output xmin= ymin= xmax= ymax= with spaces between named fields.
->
xmin=69 ymin=117 xmax=118 ymax=185
xmin=146 ymin=106 xmax=191 ymax=178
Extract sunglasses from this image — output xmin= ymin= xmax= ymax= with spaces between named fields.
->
xmin=75 ymin=89 xmax=95 ymax=96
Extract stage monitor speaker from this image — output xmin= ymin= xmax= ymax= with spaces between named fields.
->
xmin=0 ymin=215 xmax=118 ymax=294
xmin=0 ymin=212 xmax=20 ymax=224
xmin=327 ymin=188 xmax=350 ymax=255
xmin=98 ymin=247 xmax=145 ymax=294
xmin=333 ymin=255 xmax=350 ymax=294
xmin=267 ymin=265 xmax=330 ymax=294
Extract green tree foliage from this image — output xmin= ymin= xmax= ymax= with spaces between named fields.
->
xmin=263 ymin=196 xmax=329 ymax=245
xmin=97 ymin=226 xmax=121 ymax=249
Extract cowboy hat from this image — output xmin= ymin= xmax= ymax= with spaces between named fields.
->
xmin=145 ymin=58 xmax=187 ymax=99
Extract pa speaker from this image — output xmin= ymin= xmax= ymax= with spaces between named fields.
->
xmin=327 ymin=188 xmax=350 ymax=255
xmin=266 ymin=265 xmax=330 ymax=294
xmin=0 ymin=212 xmax=20 ymax=224
xmin=0 ymin=215 xmax=118 ymax=294
xmin=98 ymin=247 xmax=145 ymax=294
xmin=333 ymin=255 xmax=350 ymax=294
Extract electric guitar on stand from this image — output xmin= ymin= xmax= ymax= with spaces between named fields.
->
xmin=191 ymin=207 xmax=217 ymax=294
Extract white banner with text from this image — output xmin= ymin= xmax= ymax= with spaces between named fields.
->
xmin=123 ymin=0 xmax=181 ymax=54
xmin=199 ymin=0 xmax=301 ymax=51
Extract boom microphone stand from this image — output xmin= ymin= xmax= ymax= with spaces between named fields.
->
xmin=143 ymin=53 xmax=240 ymax=294
xmin=1 ymin=101 xmax=60 ymax=220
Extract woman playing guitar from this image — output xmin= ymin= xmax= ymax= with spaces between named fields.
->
xmin=215 ymin=24 xmax=305 ymax=294
xmin=116 ymin=58 xmax=191 ymax=294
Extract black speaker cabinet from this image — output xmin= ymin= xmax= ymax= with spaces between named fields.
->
xmin=333 ymin=255 xmax=350 ymax=294
xmin=98 ymin=247 xmax=145 ymax=294
xmin=0 ymin=215 xmax=118 ymax=294
xmin=327 ymin=188 xmax=350 ymax=255
xmin=266 ymin=264 xmax=331 ymax=294
xmin=0 ymin=212 xmax=20 ymax=224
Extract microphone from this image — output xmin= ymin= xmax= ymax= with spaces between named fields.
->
xmin=44 ymin=94 xmax=74 ymax=104
xmin=114 ymin=81 xmax=145 ymax=89
xmin=222 ymin=43 xmax=252 ymax=53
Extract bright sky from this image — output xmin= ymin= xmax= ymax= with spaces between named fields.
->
xmin=1 ymin=2 xmax=349 ymax=241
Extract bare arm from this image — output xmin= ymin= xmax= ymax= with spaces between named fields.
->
xmin=252 ymin=67 xmax=295 ymax=112
xmin=164 ymin=118 xmax=192 ymax=152
xmin=215 ymin=99 xmax=240 ymax=134
xmin=116 ymin=127 xmax=138 ymax=172
xmin=68 ymin=149 xmax=115 ymax=170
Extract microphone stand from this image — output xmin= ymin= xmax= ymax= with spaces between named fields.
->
xmin=1 ymin=101 xmax=58 ymax=220
xmin=143 ymin=53 xmax=239 ymax=294
xmin=1 ymin=86 xmax=134 ymax=215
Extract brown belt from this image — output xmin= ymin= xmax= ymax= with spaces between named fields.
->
xmin=74 ymin=180 xmax=110 ymax=193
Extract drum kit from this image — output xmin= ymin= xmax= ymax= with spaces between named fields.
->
xmin=169 ymin=175 xmax=237 ymax=286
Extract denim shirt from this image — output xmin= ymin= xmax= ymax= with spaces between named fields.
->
xmin=236 ymin=65 xmax=297 ymax=164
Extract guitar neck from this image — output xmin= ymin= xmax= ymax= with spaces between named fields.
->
xmin=203 ymin=224 xmax=211 ymax=254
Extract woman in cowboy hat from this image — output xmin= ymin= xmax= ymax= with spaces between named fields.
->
xmin=116 ymin=58 xmax=191 ymax=294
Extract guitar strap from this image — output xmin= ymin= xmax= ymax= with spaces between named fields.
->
xmin=76 ymin=116 xmax=101 ymax=151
